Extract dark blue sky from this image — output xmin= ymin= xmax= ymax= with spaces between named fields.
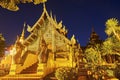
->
xmin=0 ymin=0 xmax=120 ymax=46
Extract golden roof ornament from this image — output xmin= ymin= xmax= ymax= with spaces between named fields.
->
xmin=57 ymin=21 xmax=63 ymax=29
xmin=71 ymin=34 xmax=77 ymax=45
xmin=63 ymin=26 xmax=66 ymax=32
xmin=27 ymin=24 xmax=32 ymax=32
xmin=50 ymin=11 xmax=53 ymax=19
xmin=19 ymin=22 xmax=26 ymax=44
xmin=54 ymin=15 xmax=57 ymax=23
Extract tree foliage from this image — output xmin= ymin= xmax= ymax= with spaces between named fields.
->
xmin=0 ymin=34 xmax=5 ymax=57
xmin=55 ymin=67 xmax=76 ymax=80
xmin=85 ymin=44 xmax=103 ymax=65
xmin=84 ymin=18 xmax=120 ymax=65
xmin=102 ymin=38 xmax=113 ymax=56
xmin=103 ymin=18 xmax=120 ymax=63
xmin=0 ymin=0 xmax=47 ymax=11
xmin=105 ymin=18 xmax=120 ymax=41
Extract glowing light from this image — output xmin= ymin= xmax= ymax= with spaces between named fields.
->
xmin=10 ymin=46 xmax=16 ymax=56
xmin=9 ymin=45 xmax=17 ymax=64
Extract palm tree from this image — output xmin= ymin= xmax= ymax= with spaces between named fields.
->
xmin=105 ymin=18 xmax=120 ymax=41
xmin=105 ymin=18 xmax=120 ymax=63
xmin=102 ymin=38 xmax=113 ymax=63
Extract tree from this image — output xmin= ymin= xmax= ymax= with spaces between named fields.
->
xmin=0 ymin=0 xmax=47 ymax=11
xmin=102 ymin=36 xmax=120 ymax=63
xmin=103 ymin=18 xmax=120 ymax=63
xmin=85 ymin=44 xmax=103 ymax=65
xmin=105 ymin=18 xmax=120 ymax=41
xmin=0 ymin=34 xmax=5 ymax=57
xmin=102 ymin=38 xmax=114 ymax=63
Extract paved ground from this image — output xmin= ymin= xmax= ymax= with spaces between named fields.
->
xmin=0 ymin=74 xmax=43 ymax=80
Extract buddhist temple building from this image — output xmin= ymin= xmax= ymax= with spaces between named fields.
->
xmin=0 ymin=4 xmax=82 ymax=78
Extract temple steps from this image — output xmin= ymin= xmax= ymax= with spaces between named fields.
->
xmin=16 ymin=53 xmax=38 ymax=74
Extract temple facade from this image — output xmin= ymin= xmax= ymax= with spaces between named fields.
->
xmin=0 ymin=4 xmax=82 ymax=77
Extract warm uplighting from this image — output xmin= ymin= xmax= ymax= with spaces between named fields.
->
xmin=0 ymin=2 xmax=119 ymax=80
xmin=9 ymin=45 xmax=16 ymax=64
xmin=10 ymin=46 xmax=16 ymax=56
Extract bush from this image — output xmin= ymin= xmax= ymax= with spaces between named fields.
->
xmin=114 ymin=65 xmax=120 ymax=79
xmin=55 ymin=67 xmax=77 ymax=80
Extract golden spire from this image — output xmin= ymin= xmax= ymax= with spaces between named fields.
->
xmin=19 ymin=22 xmax=25 ymax=44
xmin=43 ymin=2 xmax=46 ymax=11
xmin=50 ymin=10 xmax=53 ymax=18
xmin=54 ymin=15 xmax=57 ymax=23
xmin=92 ymin=27 xmax=95 ymax=33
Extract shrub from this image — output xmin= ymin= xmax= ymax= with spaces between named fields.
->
xmin=55 ymin=67 xmax=77 ymax=80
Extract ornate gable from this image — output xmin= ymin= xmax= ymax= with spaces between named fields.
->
xmin=23 ymin=4 xmax=71 ymax=52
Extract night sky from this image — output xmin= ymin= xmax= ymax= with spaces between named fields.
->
xmin=0 ymin=0 xmax=120 ymax=46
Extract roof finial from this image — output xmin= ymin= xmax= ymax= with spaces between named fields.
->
xmin=50 ymin=10 xmax=53 ymax=18
xmin=19 ymin=22 xmax=26 ymax=44
xmin=54 ymin=15 xmax=57 ymax=22
xmin=43 ymin=3 xmax=46 ymax=11
xmin=92 ymin=27 xmax=95 ymax=33
xmin=71 ymin=34 xmax=77 ymax=45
